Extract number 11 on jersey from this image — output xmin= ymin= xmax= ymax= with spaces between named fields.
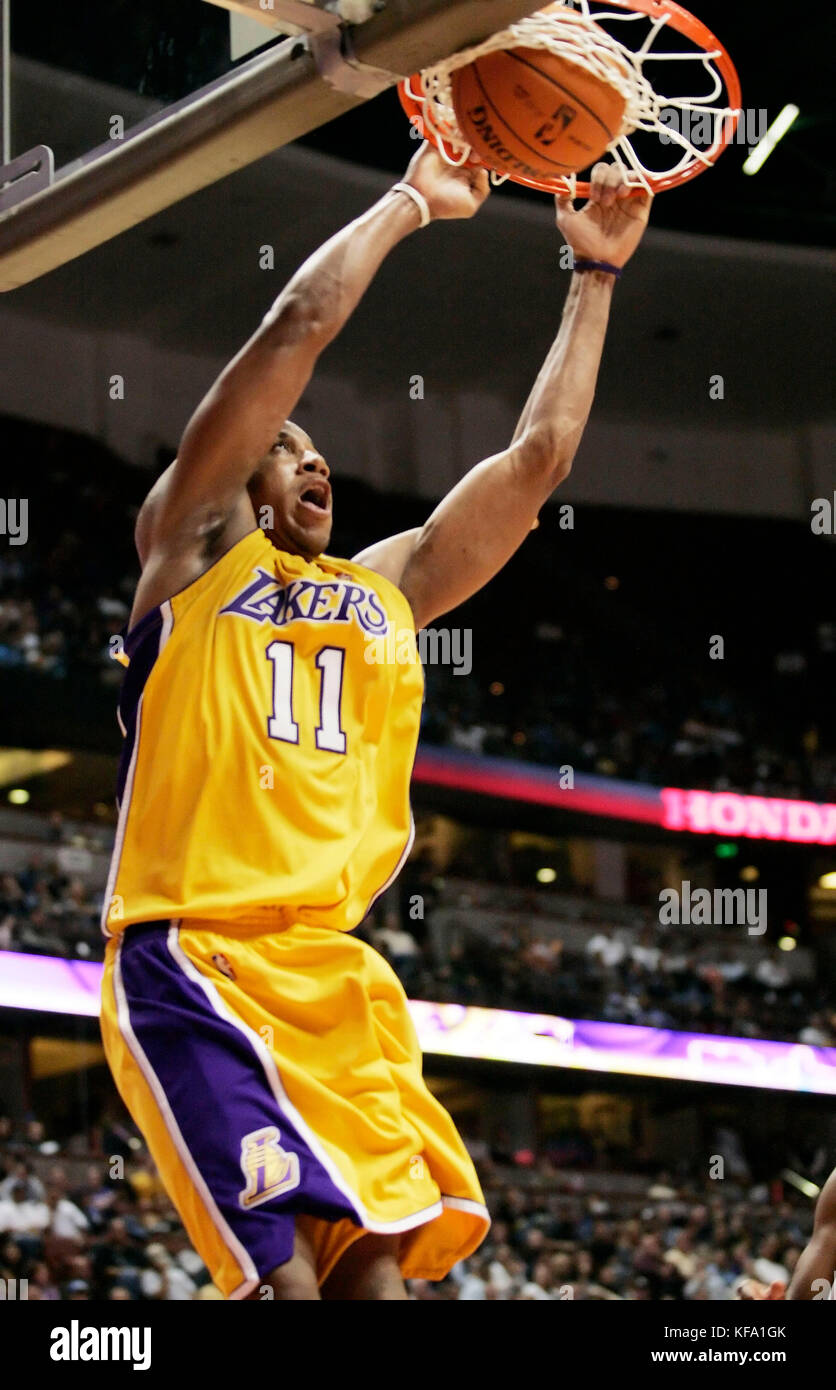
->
xmin=266 ymin=640 xmax=347 ymax=753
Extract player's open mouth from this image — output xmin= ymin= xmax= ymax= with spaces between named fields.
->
xmin=298 ymin=483 xmax=331 ymax=517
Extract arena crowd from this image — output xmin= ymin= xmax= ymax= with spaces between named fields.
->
xmin=0 ymin=1112 xmax=817 ymax=1302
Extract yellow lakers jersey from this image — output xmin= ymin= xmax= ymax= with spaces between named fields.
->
xmin=103 ymin=528 xmax=424 ymax=936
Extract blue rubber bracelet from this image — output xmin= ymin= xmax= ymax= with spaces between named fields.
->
xmin=573 ymin=258 xmax=623 ymax=278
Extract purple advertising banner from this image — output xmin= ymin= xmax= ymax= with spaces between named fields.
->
xmin=405 ymin=1003 xmax=836 ymax=1094
xmin=0 ymin=949 xmax=102 ymax=1018
xmin=2 ymin=950 xmax=835 ymax=1094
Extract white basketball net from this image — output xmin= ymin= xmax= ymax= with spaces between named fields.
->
xmin=404 ymin=0 xmax=739 ymax=193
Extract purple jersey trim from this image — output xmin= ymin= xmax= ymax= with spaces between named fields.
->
xmin=115 ymin=605 xmax=164 ymax=809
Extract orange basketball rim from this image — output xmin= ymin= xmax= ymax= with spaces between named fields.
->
xmin=399 ymin=0 xmax=743 ymax=198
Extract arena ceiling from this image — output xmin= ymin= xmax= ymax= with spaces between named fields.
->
xmin=9 ymin=0 xmax=835 ymax=248
xmin=3 ymin=3 xmax=834 ymax=432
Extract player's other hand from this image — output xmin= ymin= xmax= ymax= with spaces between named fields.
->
xmin=556 ymin=162 xmax=652 ymax=269
xmin=736 ymin=1277 xmax=787 ymax=1301
xmin=401 ymin=142 xmax=490 ymax=221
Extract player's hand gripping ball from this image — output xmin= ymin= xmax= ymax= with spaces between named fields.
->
xmin=401 ymin=141 xmax=491 ymax=221
xmin=556 ymin=162 xmax=653 ymax=269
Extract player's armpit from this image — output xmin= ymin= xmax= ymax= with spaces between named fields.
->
xmin=129 ymin=481 xmax=257 ymax=630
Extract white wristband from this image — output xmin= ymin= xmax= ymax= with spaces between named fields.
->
xmin=391 ymin=182 xmax=431 ymax=228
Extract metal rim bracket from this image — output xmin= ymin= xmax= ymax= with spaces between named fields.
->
xmin=0 ymin=145 xmax=54 ymax=215
xmin=310 ymin=25 xmax=401 ymax=99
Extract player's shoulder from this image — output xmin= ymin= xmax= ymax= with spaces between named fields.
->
xmin=318 ymin=547 xmax=416 ymax=625
xmin=347 ymin=529 xmax=421 ymax=588
xmin=317 ymin=549 xmax=385 ymax=584
xmin=322 ymin=546 xmax=401 ymax=591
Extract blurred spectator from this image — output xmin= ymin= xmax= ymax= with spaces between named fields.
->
xmin=139 ymin=1242 xmax=198 ymax=1301
xmin=0 ymin=1180 xmax=50 ymax=1238
xmin=48 ymin=1182 xmax=90 ymax=1243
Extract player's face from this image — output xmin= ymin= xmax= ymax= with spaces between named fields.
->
xmin=248 ymin=421 xmax=332 ymax=558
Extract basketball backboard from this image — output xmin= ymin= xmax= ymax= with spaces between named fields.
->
xmin=0 ymin=0 xmax=544 ymax=291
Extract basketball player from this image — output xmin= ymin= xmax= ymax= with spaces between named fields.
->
xmin=99 ymin=141 xmax=651 ymax=1300
xmin=738 ymin=1165 xmax=836 ymax=1300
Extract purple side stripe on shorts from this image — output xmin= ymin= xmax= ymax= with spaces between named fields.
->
xmin=118 ymin=924 xmax=359 ymax=1278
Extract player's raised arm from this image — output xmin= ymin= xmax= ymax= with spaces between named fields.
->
xmin=359 ymin=165 xmax=651 ymax=631
xmin=135 ymin=144 xmax=489 ymax=574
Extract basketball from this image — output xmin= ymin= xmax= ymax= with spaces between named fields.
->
xmin=450 ymin=42 xmax=626 ymax=184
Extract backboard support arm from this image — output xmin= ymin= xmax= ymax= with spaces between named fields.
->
xmin=0 ymin=0 xmax=541 ymax=292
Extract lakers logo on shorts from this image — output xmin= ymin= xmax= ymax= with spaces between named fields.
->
xmin=239 ymin=1125 xmax=300 ymax=1208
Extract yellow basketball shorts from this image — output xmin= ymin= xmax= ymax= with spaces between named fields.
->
xmin=100 ymin=915 xmax=489 ymax=1297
